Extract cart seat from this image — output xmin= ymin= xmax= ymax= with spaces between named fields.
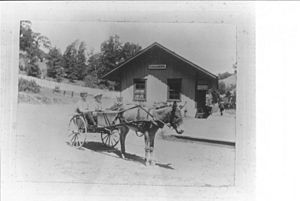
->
xmin=96 ymin=110 xmax=120 ymax=127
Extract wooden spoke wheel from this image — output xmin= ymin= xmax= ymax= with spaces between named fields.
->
xmin=101 ymin=128 xmax=120 ymax=148
xmin=67 ymin=115 xmax=87 ymax=148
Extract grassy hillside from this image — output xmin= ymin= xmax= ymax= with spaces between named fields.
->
xmin=18 ymin=87 xmax=81 ymax=104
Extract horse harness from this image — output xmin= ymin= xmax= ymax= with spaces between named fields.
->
xmin=112 ymin=104 xmax=175 ymax=136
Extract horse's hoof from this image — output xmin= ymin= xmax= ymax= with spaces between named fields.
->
xmin=150 ymin=160 xmax=156 ymax=166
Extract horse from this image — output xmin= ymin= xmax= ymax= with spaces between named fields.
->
xmin=116 ymin=101 xmax=184 ymax=166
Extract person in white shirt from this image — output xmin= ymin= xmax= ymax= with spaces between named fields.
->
xmin=76 ymin=92 xmax=97 ymax=126
xmin=90 ymin=94 xmax=105 ymax=126
xmin=92 ymin=94 xmax=103 ymax=111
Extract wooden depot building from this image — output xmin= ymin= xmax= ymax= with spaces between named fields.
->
xmin=102 ymin=42 xmax=218 ymax=117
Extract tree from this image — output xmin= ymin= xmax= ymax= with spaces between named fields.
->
xmin=19 ymin=20 xmax=51 ymax=77
xmin=46 ymin=47 xmax=64 ymax=81
xmin=26 ymin=63 xmax=41 ymax=78
xmin=218 ymin=81 xmax=226 ymax=95
xmin=218 ymin=72 xmax=232 ymax=80
xmin=85 ymin=52 xmax=104 ymax=86
xmin=99 ymin=35 xmax=141 ymax=76
xmin=62 ymin=40 xmax=88 ymax=81
xmin=233 ymin=62 xmax=237 ymax=74
xmin=84 ymin=74 xmax=98 ymax=88
xmin=226 ymin=91 xmax=232 ymax=98
xmin=62 ymin=40 xmax=79 ymax=81
xmin=100 ymin=35 xmax=123 ymax=74
xmin=75 ymin=42 xmax=87 ymax=80
xmin=121 ymin=42 xmax=142 ymax=62
xmin=62 ymin=35 xmax=141 ymax=85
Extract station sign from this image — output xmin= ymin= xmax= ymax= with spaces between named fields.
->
xmin=148 ymin=64 xmax=166 ymax=70
xmin=197 ymin=84 xmax=209 ymax=90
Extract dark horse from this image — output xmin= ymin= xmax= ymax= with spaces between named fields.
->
xmin=116 ymin=102 xmax=184 ymax=166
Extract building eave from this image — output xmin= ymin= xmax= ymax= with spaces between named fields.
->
xmin=102 ymin=42 xmax=218 ymax=80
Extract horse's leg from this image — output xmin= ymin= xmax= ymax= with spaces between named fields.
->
xmin=144 ymin=131 xmax=151 ymax=166
xmin=119 ymin=126 xmax=129 ymax=159
xmin=149 ymin=127 xmax=159 ymax=166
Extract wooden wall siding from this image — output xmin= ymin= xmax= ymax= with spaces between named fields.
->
xmin=118 ymin=46 xmax=217 ymax=116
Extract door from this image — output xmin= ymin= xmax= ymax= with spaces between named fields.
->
xmin=196 ymin=90 xmax=207 ymax=113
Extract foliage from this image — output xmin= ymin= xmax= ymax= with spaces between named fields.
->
xmin=83 ymin=35 xmax=141 ymax=87
xmin=18 ymin=78 xmax=41 ymax=93
xmin=62 ymin=40 xmax=79 ymax=81
xmin=46 ymin=47 xmax=64 ymax=81
xmin=121 ymin=42 xmax=142 ymax=61
xmin=19 ymin=20 xmax=51 ymax=78
xmin=211 ymin=89 xmax=220 ymax=104
xmin=86 ymin=53 xmax=104 ymax=79
xmin=100 ymin=35 xmax=123 ymax=73
xmin=99 ymin=35 xmax=141 ymax=76
xmin=218 ymin=72 xmax=232 ymax=80
xmin=232 ymin=62 xmax=237 ymax=74
xmin=26 ymin=63 xmax=41 ymax=78
xmin=226 ymin=91 xmax=232 ymax=98
xmin=218 ymin=81 xmax=226 ymax=95
xmin=53 ymin=86 xmax=61 ymax=93
xmin=83 ymin=74 xmax=98 ymax=88
xmin=20 ymin=21 xmax=141 ymax=89
xmin=62 ymin=40 xmax=87 ymax=81
xmin=76 ymin=42 xmax=88 ymax=80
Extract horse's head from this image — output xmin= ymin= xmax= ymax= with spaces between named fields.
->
xmin=169 ymin=101 xmax=184 ymax=134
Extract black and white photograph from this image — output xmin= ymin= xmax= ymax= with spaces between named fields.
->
xmin=1 ymin=2 xmax=257 ymax=201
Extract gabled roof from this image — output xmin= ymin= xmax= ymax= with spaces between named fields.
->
xmin=102 ymin=42 xmax=218 ymax=80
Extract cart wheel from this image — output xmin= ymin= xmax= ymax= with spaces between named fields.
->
xmin=67 ymin=115 xmax=87 ymax=148
xmin=101 ymin=128 xmax=120 ymax=148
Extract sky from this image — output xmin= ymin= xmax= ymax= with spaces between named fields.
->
xmin=32 ymin=21 xmax=236 ymax=75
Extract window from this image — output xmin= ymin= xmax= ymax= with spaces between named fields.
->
xmin=133 ymin=79 xmax=146 ymax=101
xmin=168 ymin=79 xmax=181 ymax=101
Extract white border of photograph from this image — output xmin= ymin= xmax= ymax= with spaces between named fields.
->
xmin=1 ymin=2 xmax=255 ymax=201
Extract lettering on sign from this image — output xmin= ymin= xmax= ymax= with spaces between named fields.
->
xmin=197 ymin=85 xmax=209 ymax=90
xmin=148 ymin=64 xmax=166 ymax=70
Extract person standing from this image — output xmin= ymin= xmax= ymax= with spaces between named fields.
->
xmin=219 ymin=97 xmax=225 ymax=116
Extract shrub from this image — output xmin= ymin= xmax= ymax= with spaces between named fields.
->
xmin=84 ymin=74 xmax=98 ymax=88
xmin=18 ymin=78 xmax=41 ymax=93
xmin=53 ymin=86 xmax=61 ymax=93
xmin=26 ymin=63 xmax=41 ymax=78
xmin=218 ymin=81 xmax=226 ymax=95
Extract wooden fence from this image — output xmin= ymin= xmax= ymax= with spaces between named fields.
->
xmin=19 ymin=74 xmax=120 ymax=98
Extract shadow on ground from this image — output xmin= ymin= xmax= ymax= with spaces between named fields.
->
xmin=82 ymin=141 xmax=174 ymax=170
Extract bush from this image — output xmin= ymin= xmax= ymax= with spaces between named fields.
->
xmin=84 ymin=75 xmax=98 ymax=88
xmin=53 ymin=86 xmax=61 ymax=93
xmin=18 ymin=78 xmax=41 ymax=93
xmin=26 ymin=63 xmax=41 ymax=78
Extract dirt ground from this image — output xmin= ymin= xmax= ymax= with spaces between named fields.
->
xmin=15 ymin=103 xmax=235 ymax=187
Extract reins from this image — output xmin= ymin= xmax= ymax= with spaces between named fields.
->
xmin=118 ymin=104 xmax=172 ymax=129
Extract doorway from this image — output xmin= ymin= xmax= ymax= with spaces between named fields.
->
xmin=196 ymin=90 xmax=207 ymax=113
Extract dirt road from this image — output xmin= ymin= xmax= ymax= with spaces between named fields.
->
xmin=15 ymin=103 xmax=235 ymax=187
